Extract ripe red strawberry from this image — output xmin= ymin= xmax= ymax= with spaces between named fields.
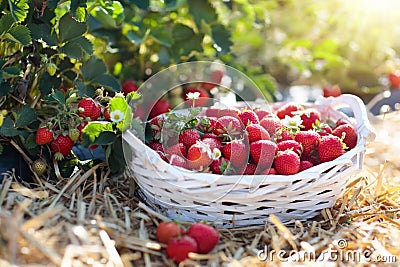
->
xmin=201 ymin=81 xmax=216 ymax=90
xmin=184 ymin=87 xmax=210 ymax=107
xmin=242 ymin=163 xmax=257 ymax=175
xmin=294 ymin=131 xmax=319 ymax=156
xmin=275 ymin=103 xmax=303 ymax=119
xmin=276 ymin=128 xmax=294 ymax=142
xmin=121 ymin=80 xmax=138 ymax=95
xmin=313 ymin=121 xmax=333 ymax=137
xmin=149 ymin=99 xmax=171 ymax=119
xmin=299 ymin=109 xmax=321 ymax=130
xmin=260 ymin=167 xmax=278 ymax=175
xmin=51 ymin=134 xmax=74 ymax=158
xmin=253 ymin=108 xmax=271 ymax=121
xmin=211 ymin=69 xmax=224 ymax=84
xmin=187 ymin=142 xmax=213 ymax=170
xmin=318 ymin=135 xmax=345 ymax=163
xmin=389 ymin=71 xmax=400 ymax=88
xmin=202 ymin=133 xmax=218 ymax=140
xmin=134 ymin=105 xmax=146 ymax=120
xmin=277 ymin=140 xmax=302 ymax=155
xmin=148 ymin=141 xmax=164 ymax=152
xmin=205 ymin=107 xmax=221 ymax=117
xmin=260 ymin=117 xmax=282 ymax=136
xmin=165 ymin=143 xmax=187 ymax=158
xmin=239 ymin=109 xmax=259 ymax=125
xmin=323 ymin=85 xmax=341 ymax=97
xmin=77 ymin=121 xmax=88 ymax=133
xmin=156 ymin=222 xmax=185 ymax=244
xmin=157 ymin=151 xmax=168 ymax=161
xmin=169 ymin=155 xmax=187 ymax=168
xmin=222 ymin=140 xmax=248 ymax=168
xmin=213 ymin=116 xmax=244 ymax=137
xmin=217 ymin=108 xmax=240 ymax=119
xmin=36 ymin=127 xmax=54 ymax=145
xmin=336 ymin=119 xmax=349 ymax=127
xmin=299 ymin=160 xmax=313 ymax=171
xmin=202 ymin=137 xmax=222 ymax=150
xmin=187 ymin=223 xmax=219 ymax=254
xmin=209 ymin=157 xmax=231 ymax=174
xmin=274 ymin=150 xmax=300 ymax=175
xmin=78 ymin=98 xmax=102 ymax=120
xmin=246 ymin=124 xmax=270 ymax=143
xmin=301 ymin=155 xmax=320 ymax=166
xmin=332 ymin=124 xmax=357 ymax=149
xmin=166 ymin=235 xmax=198 ymax=263
xmin=179 ymin=129 xmax=201 ymax=149
xmin=103 ymin=106 xmax=111 ymax=121
xmin=249 ymin=140 xmax=277 ymax=170
xmin=197 ymin=117 xmax=218 ymax=133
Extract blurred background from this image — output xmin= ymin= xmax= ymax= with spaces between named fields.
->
xmin=92 ymin=0 xmax=400 ymax=112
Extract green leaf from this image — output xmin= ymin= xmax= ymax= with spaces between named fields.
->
xmin=109 ymin=97 xmax=128 ymax=113
xmin=25 ymin=133 xmax=38 ymax=150
xmin=51 ymin=90 xmax=66 ymax=105
xmin=82 ymin=122 xmax=114 ymax=141
xmin=29 ymin=23 xmax=58 ymax=46
xmin=74 ymin=36 xmax=94 ymax=55
xmin=187 ymin=0 xmax=217 ymax=29
xmin=172 ymin=23 xmax=195 ymax=42
xmin=80 ymin=57 xmax=107 ymax=81
xmin=3 ymin=66 xmax=21 ymax=77
xmin=91 ymin=7 xmax=117 ymax=28
xmin=5 ymin=25 xmax=31 ymax=46
xmin=126 ymin=30 xmax=147 ymax=45
xmin=92 ymin=74 xmax=120 ymax=92
xmin=70 ymin=0 xmax=86 ymax=17
xmin=211 ymin=24 xmax=233 ymax=54
xmin=131 ymin=118 xmax=145 ymax=140
xmin=8 ymin=0 xmax=29 ymax=22
xmin=150 ymin=26 xmax=172 ymax=47
xmin=0 ymin=82 xmax=13 ymax=97
xmin=126 ymin=91 xmax=141 ymax=103
xmin=95 ymin=131 xmax=117 ymax=145
xmin=158 ymin=46 xmax=170 ymax=66
xmin=0 ymin=14 xmax=14 ymax=35
xmin=132 ymin=0 xmax=149 ymax=9
xmin=60 ymin=42 xmax=83 ymax=59
xmin=39 ymin=72 xmax=61 ymax=95
xmin=0 ymin=117 xmax=21 ymax=137
xmin=15 ymin=106 xmax=37 ymax=127
xmin=107 ymin=138 xmax=125 ymax=173
xmin=59 ymin=13 xmax=87 ymax=43
xmin=48 ymin=0 xmax=61 ymax=9
xmin=74 ymin=7 xmax=87 ymax=22
xmin=76 ymin=81 xmax=96 ymax=98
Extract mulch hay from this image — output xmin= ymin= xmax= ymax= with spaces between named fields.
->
xmin=1 ymin=111 xmax=400 ymax=267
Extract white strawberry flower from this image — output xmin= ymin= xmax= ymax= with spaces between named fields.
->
xmin=110 ymin=110 xmax=124 ymax=123
xmin=186 ymin=91 xmax=200 ymax=100
xmin=211 ymin=148 xmax=221 ymax=160
xmin=282 ymin=115 xmax=303 ymax=130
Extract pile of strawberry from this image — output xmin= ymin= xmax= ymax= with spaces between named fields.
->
xmin=35 ymin=97 xmax=109 ymax=160
xmin=156 ymin=221 xmax=219 ymax=263
xmin=146 ymin=102 xmax=358 ymax=175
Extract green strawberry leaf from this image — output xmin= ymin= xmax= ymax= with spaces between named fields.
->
xmin=82 ymin=122 xmax=114 ymax=142
xmin=14 ymin=106 xmax=37 ymax=127
xmin=0 ymin=117 xmax=21 ymax=137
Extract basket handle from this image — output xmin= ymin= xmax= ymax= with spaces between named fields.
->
xmin=315 ymin=94 xmax=376 ymax=142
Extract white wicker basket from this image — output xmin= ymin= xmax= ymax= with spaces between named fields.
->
xmin=123 ymin=94 xmax=375 ymax=228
